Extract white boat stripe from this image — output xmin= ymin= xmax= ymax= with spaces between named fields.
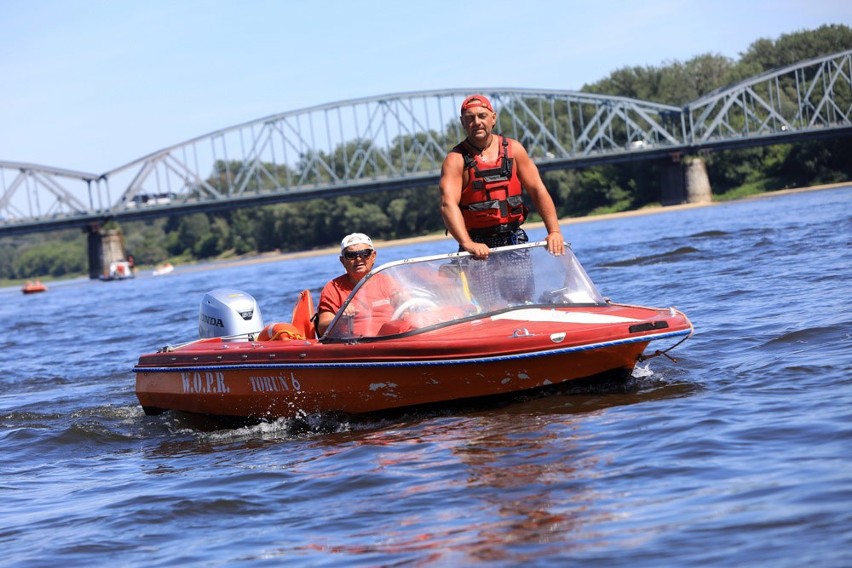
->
xmin=491 ymin=308 xmax=640 ymax=324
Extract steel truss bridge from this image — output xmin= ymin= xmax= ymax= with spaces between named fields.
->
xmin=2 ymin=49 xmax=851 ymax=237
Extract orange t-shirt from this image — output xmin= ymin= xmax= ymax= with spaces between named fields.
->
xmin=318 ymin=273 xmax=399 ymax=336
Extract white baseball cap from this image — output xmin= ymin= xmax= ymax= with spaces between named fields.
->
xmin=340 ymin=233 xmax=373 ymax=252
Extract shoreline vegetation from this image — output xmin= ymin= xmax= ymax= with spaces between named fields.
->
xmin=3 ymin=182 xmax=848 ymax=289
xmin=163 ymin=182 xmax=850 ymax=274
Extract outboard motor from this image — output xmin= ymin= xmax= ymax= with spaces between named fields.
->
xmin=198 ymin=288 xmax=264 ymax=340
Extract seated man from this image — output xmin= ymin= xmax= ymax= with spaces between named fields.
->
xmin=316 ymin=233 xmax=400 ymax=337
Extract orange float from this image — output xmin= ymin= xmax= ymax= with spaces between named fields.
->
xmin=22 ymin=280 xmax=47 ymax=294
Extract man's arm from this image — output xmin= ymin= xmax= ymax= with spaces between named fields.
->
xmin=439 ymin=152 xmax=491 ymax=259
xmin=316 ymin=282 xmax=344 ymax=336
xmin=511 ymin=140 xmax=565 ymax=256
xmin=316 ymin=310 xmax=334 ymax=336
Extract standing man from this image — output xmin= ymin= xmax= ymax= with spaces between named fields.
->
xmin=439 ymin=94 xmax=565 ymax=259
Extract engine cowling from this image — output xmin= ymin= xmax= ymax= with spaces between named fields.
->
xmin=198 ymin=288 xmax=264 ymax=339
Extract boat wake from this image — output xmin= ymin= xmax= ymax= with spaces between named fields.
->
xmin=131 ymin=360 xmax=699 ymax=441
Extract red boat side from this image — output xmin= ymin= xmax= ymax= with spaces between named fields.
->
xmin=135 ymin=304 xmax=692 ymax=419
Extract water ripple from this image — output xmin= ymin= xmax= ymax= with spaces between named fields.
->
xmin=2 ymin=187 xmax=851 ymax=566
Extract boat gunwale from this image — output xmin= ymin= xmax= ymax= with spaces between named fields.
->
xmin=133 ymin=327 xmax=690 ymax=373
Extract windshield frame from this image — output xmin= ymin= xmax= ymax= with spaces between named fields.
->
xmin=321 ymin=241 xmax=606 ymax=343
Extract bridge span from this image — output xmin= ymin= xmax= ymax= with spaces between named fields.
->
xmin=2 ymin=49 xmax=851 ymax=239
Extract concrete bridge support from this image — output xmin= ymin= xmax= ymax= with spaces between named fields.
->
xmin=684 ymin=158 xmax=713 ymax=203
xmin=660 ymin=156 xmax=713 ymax=205
xmin=86 ymin=226 xmax=128 ymax=279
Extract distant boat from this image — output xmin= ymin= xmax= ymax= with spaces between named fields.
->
xmin=22 ymin=280 xmax=47 ymax=294
xmin=152 ymin=262 xmax=174 ymax=276
xmin=100 ymin=261 xmax=135 ymax=281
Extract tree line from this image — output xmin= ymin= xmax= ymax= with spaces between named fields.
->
xmin=2 ymin=24 xmax=851 ymax=280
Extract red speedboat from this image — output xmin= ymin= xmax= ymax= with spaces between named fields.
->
xmin=134 ymin=242 xmax=693 ymax=420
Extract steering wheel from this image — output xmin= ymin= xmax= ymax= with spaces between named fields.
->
xmin=391 ymin=297 xmax=438 ymax=320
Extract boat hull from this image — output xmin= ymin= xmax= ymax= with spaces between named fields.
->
xmin=135 ymin=305 xmax=691 ymax=419
xmin=137 ymin=341 xmax=645 ymax=418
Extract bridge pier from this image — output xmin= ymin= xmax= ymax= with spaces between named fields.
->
xmin=660 ymin=156 xmax=712 ymax=205
xmin=684 ymin=158 xmax=713 ymax=203
xmin=86 ymin=225 xmax=129 ymax=279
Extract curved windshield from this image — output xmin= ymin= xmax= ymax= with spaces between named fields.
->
xmin=323 ymin=241 xmax=605 ymax=341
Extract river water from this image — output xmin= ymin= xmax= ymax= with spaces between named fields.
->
xmin=1 ymin=187 xmax=850 ymax=567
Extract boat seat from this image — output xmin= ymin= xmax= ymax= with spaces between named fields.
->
xmin=290 ymin=289 xmax=317 ymax=339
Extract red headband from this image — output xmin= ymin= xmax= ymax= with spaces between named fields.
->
xmin=460 ymin=94 xmax=494 ymax=114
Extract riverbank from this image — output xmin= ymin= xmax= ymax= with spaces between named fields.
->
xmin=4 ymin=182 xmax=848 ymax=285
xmin=191 ymin=181 xmax=850 ymax=270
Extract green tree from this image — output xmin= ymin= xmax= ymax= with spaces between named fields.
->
xmin=13 ymin=238 xmax=87 ymax=278
xmin=227 ymin=209 xmax=259 ymax=255
xmin=740 ymin=24 xmax=852 ymax=70
xmin=171 ymin=213 xmax=212 ymax=256
xmin=124 ymin=219 xmax=170 ymax=264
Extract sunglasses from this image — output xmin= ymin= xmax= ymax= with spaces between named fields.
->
xmin=343 ymin=249 xmax=373 ymax=260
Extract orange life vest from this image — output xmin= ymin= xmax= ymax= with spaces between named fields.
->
xmin=453 ymin=135 xmax=527 ymax=231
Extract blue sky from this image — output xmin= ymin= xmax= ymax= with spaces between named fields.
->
xmin=2 ymin=0 xmax=850 ymax=173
